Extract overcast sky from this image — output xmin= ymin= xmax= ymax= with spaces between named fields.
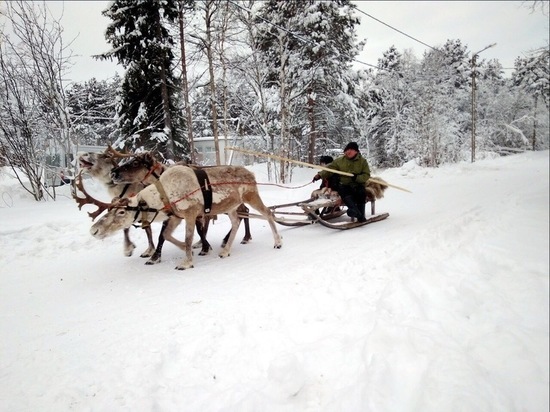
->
xmin=4 ymin=1 xmax=548 ymax=83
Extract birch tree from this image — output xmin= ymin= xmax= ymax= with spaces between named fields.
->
xmin=0 ymin=1 xmax=74 ymax=200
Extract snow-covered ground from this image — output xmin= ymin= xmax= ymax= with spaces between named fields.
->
xmin=0 ymin=151 xmax=548 ymax=411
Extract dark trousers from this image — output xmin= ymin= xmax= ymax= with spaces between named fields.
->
xmin=337 ymin=184 xmax=367 ymax=218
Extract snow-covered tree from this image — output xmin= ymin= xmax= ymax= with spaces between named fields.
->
xmin=66 ymin=76 xmax=120 ymax=147
xmin=254 ymin=0 xmax=364 ymax=180
xmin=99 ymin=0 xmax=187 ymax=160
xmin=440 ymin=39 xmax=471 ymax=91
xmin=228 ymin=0 xmax=282 ymax=155
xmin=512 ymin=48 xmax=550 ymax=150
xmin=366 ymin=47 xmax=411 ymax=167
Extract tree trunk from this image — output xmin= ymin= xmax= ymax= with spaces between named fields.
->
xmin=307 ymin=94 xmax=317 ymax=164
xmin=178 ymin=7 xmax=195 ymax=163
xmin=155 ymin=11 xmax=174 ymax=160
xmin=532 ymin=95 xmax=538 ymax=151
xmin=278 ymin=38 xmax=289 ymax=183
xmin=205 ymin=1 xmax=221 ymax=165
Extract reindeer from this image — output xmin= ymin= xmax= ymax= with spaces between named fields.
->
xmin=85 ymin=165 xmax=282 ymax=270
xmin=110 ymin=151 xmax=252 ymax=256
xmin=76 ymin=146 xmax=156 ymax=257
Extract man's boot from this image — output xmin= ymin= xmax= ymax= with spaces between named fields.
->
xmin=357 ymin=202 xmax=367 ymax=223
xmin=343 ymin=196 xmax=360 ymax=218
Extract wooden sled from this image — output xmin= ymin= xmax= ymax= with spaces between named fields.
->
xmin=269 ymin=187 xmax=389 ymax=230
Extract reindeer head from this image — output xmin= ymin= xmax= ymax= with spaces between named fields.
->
xmin=110 ymin=152 xmax=163 ymax=184
xmin=77 ymin=145 xmax=133 ymax=182
xmin=89 ymin=196 xmax=166 ymax=240
xmin=89 ymin=197 xmax=137 ymax=239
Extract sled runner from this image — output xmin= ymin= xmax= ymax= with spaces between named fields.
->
xmin=268 ymin=187 xmax=389 ymax=230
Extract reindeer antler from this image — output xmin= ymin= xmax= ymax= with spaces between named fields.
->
xmin=105 ymin=145 xmax=134 ymax=159
xmin=72 ymin=172 xmax=113 ymax=221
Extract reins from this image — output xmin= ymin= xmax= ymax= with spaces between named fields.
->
xmin=125 ymin=161 xmax=315 ymax=226
xmin=141 ymin=162 xmax=164 ymax=182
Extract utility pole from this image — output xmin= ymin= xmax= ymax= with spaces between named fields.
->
xmin=470 ymin=43 xmax=496 ymax=162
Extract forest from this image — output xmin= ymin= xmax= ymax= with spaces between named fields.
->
xmin=0 ymin=0 xmax=548 ymax=200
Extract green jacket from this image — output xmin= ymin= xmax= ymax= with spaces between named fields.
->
xmin=319 ymin=153 xmax=371 ymax=186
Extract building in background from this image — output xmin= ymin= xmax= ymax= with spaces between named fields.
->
xmin=193 ymin=136 xmax=245 ymax=165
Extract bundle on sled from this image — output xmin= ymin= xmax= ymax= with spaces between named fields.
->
xmin=270 ymin=178 xmax=390 ymax=230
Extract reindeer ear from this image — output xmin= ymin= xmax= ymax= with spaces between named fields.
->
xmin=145 ymin=152 xmax=156 ymax=166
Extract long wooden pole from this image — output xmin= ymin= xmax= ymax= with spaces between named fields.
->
xmin=369 ymin=177 xmax=412 ymax=193
xmin=225 ymin=146 xmax=353 ymax=176
xmin=225 ymin=146 xmax=412 ymax=193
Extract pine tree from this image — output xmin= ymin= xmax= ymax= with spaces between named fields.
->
xmin=98 ymin=0 xmax=187 ymax=160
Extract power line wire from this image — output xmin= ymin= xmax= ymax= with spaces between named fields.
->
xmin=352 ymin=5 xmax=442 ymax=54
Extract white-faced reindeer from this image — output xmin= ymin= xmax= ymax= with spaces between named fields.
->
xmin=76 ymin=147 xmax=155 ymax=257
xmin=86 ymin=165 xmax=282 ymax=270
xmin=110 ymin=151 xmax=252 ymax=258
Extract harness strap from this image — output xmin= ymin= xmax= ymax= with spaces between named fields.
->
xmin=127 ymin=204 xmax=160 ymax=228
xmin=153 ymin=180 xmax=173 ymax=212
xmin=192 ymin=168 xmax=213 ymax=214
xmin=142 ymin=162 xmax=164 ymax=182
xmin=118 ymin=183 xmax=131 ymax=198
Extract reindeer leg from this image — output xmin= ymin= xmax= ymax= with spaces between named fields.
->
xmin=245 ymin=194 xmax=282 ymax=249
xmin=192 ymin=218 xmax=204 ymax=249
xmin=221 ymin=229 xmax=231 ymax=248
xmin=140 ymin=225 xmax=156 ymax=258
xmin=123 ymin=228 xmax=136 ymax=256
xmin=156 ymin=217 xmax=192 ymax=270
xmin=174 ymin=218 xmax=195 ymax=270
xmin=146 ymin=220 xmax=170 ymax=265
xmin=219 ymin=210 xmax=240 ymax=258
xmin=220 ymin=216 xmax=250 ymax=247
xmin=196 ymin=217 xmax=212 ymax=256
xmin=221 ymin=204 xmax=252 ymax=247
xmin=243 ymin=205 xmax=252 ymax=244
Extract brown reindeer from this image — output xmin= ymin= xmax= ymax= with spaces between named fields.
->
xmin=88 ymin=165 xmax=282 ymax=270
xmin=109 ymin=151 xmax=252 ymax=256
xmin=76 ymin=147 xmax=156 ymax=257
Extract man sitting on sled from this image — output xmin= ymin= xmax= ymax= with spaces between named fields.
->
xmin=312 ymin=142 xmax=371 ymax=223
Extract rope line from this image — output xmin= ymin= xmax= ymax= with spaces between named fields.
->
xmin=161 ymin=180 xmax=313 ymax=211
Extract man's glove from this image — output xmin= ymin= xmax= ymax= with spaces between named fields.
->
xmin=312 ymin=174 xmax=321 ymax=182
xmin=351 ymin=174 xmax=358 ymax=181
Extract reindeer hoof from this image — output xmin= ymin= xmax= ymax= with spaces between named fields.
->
xmin=198 ymin=247 xmax=212 ymax=256
xmin=124 ymin=242 xmax=136 ymax=257
xmin=176 ymin=260 xmax=194 ymax=270
xmin=140 ymin=247 xmax=155 ymax=258
xmin=218 ymin=252 xmax=231 ymax=259
xmin=145 ymin=256 xmax=161 ymax=265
